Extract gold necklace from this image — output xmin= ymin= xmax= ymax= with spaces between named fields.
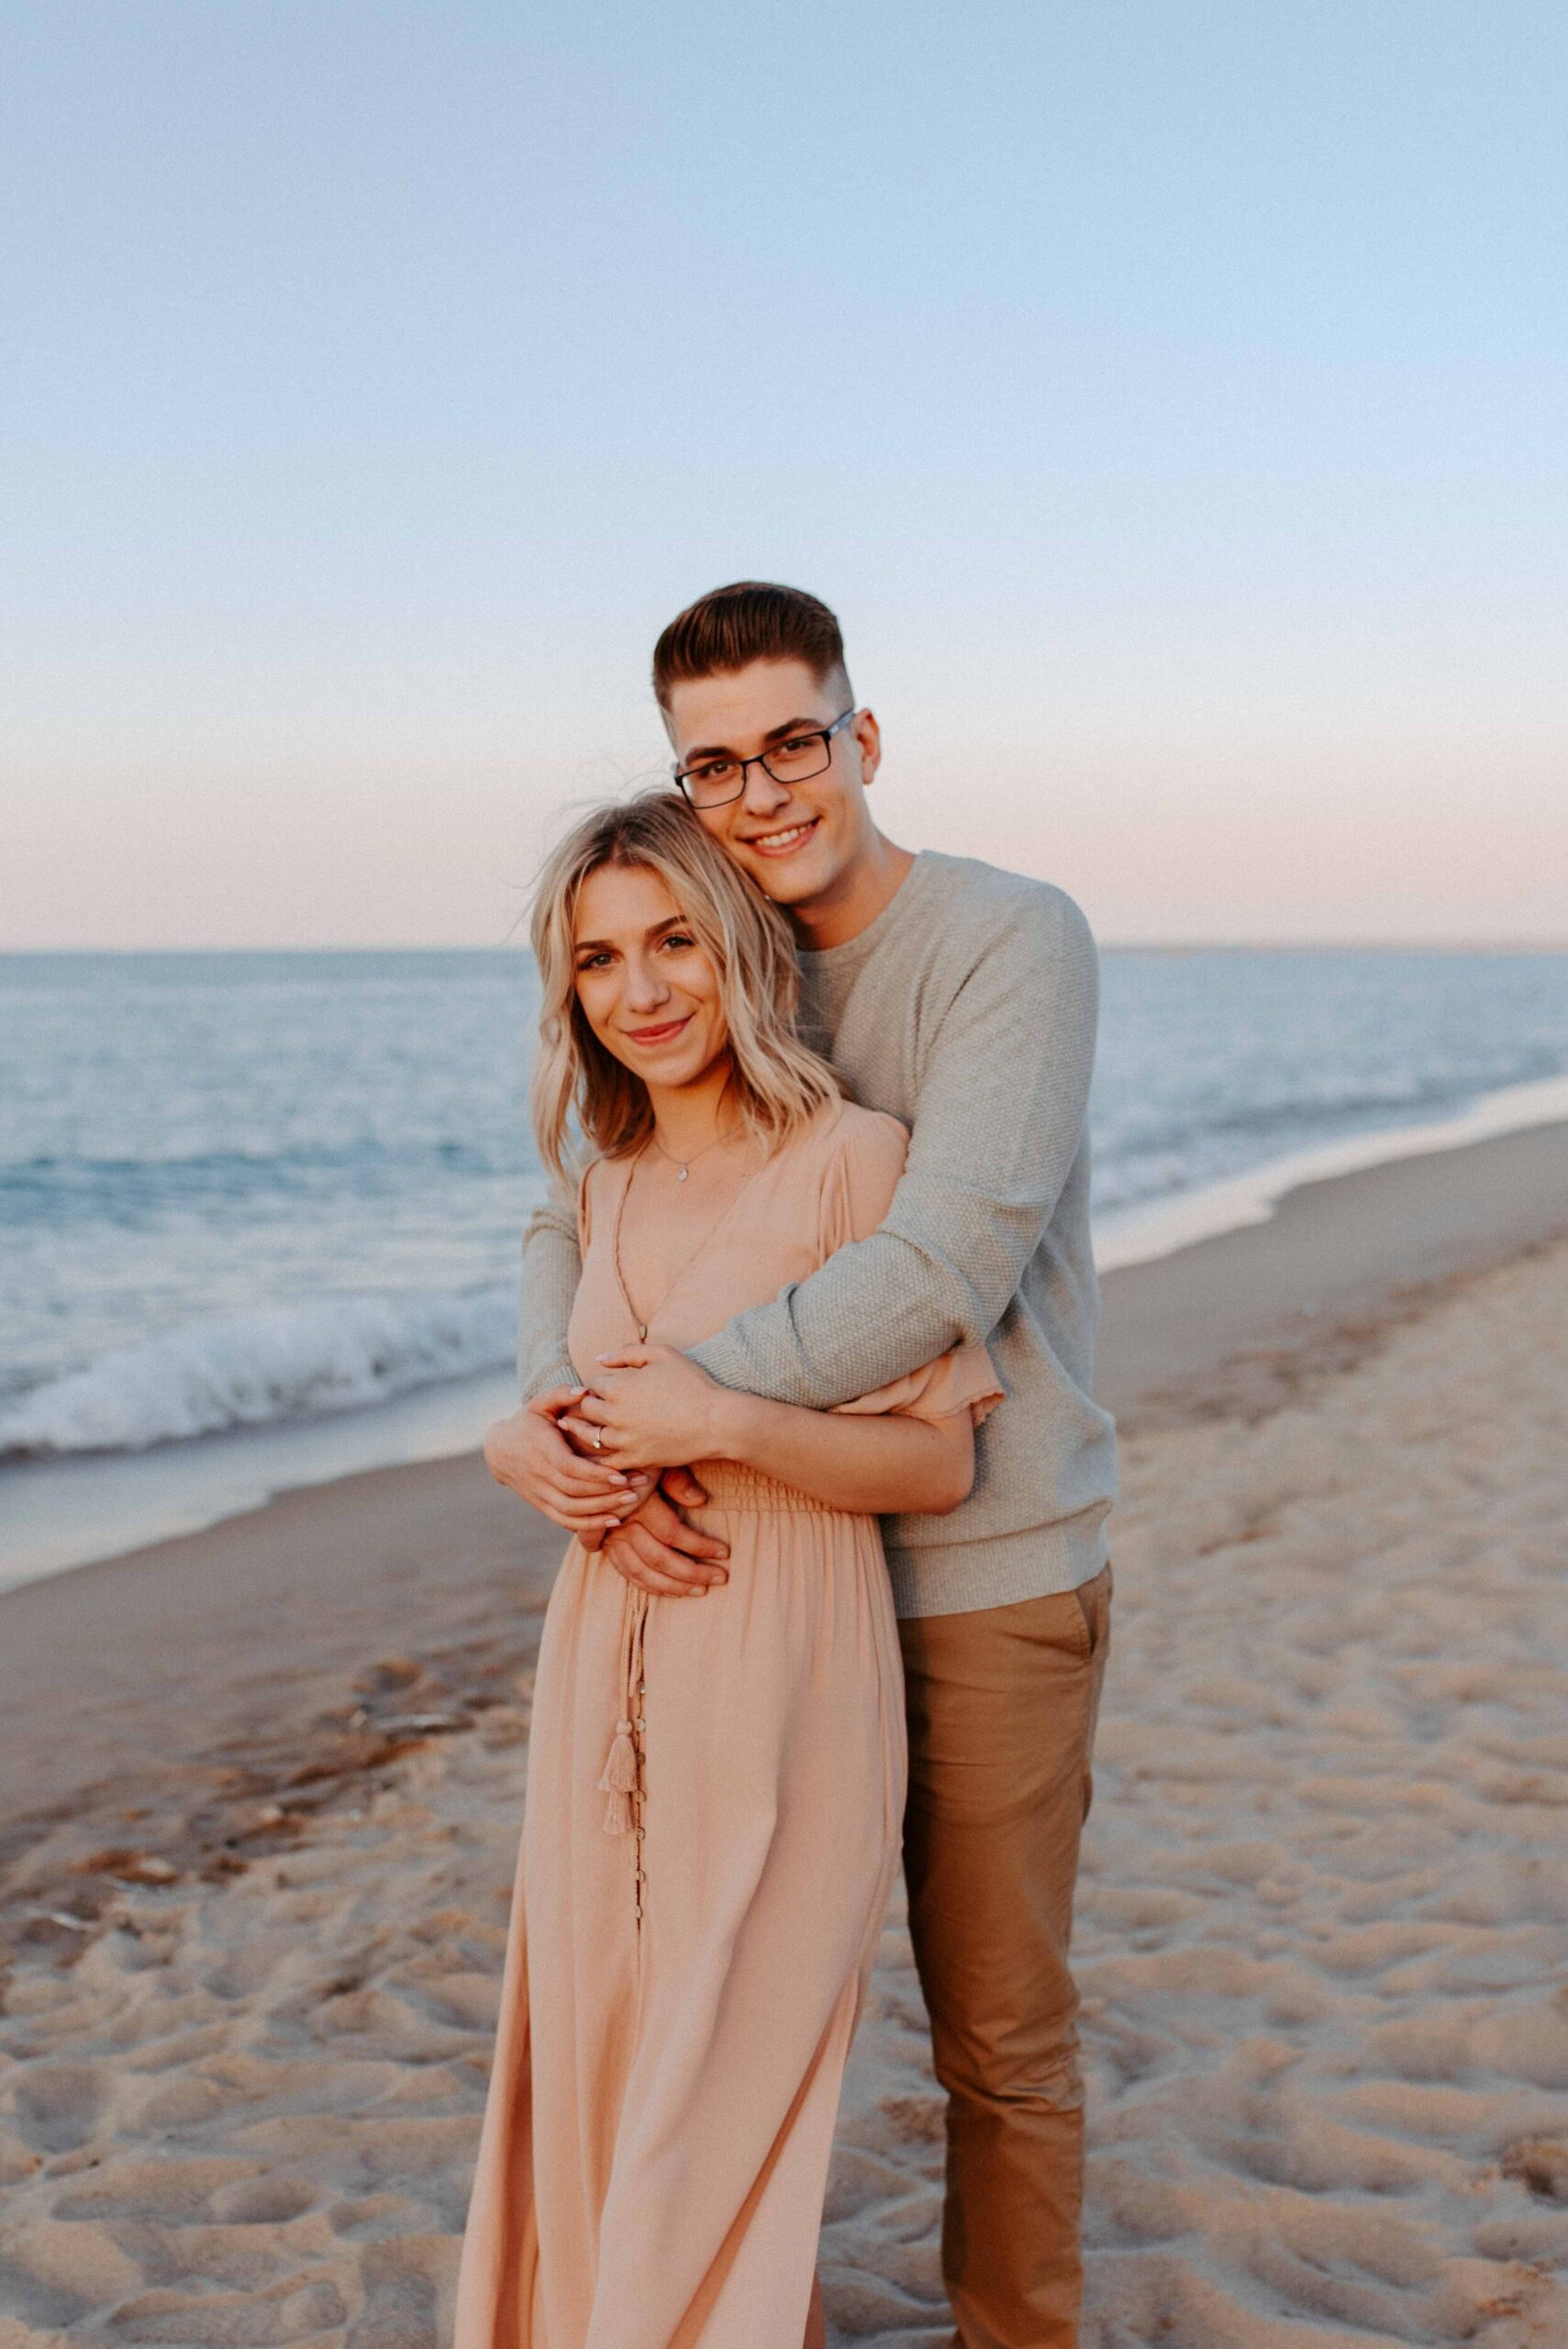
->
xmin=647 ymin=1125 xmax=731 ymax=1183
xmin=609 ymin=1132 xmax=756 ymax=1342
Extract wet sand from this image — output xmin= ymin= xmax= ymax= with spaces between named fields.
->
xmin=2 ymin=1123 xmax=1566 ymax=2344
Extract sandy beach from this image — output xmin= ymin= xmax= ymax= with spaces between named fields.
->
xmin=3 ymin=1124 xmax=1567 ymax=2346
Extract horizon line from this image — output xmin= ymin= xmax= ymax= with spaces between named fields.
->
xmin=4 ymin=936 xmax=1568 ymax=960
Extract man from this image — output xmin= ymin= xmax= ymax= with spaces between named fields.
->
xmin=485 ymin=581 xmax=1118 ymax=2348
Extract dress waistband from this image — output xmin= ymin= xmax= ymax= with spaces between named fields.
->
xmin=688 ymin=1460 xmax=838 ymax=1515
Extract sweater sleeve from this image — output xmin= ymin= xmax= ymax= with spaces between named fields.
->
xmin=686 ymin=887 xmax=1099 ymax=1408
xmin=516 ymin=1185 xmax=584 ymax=1402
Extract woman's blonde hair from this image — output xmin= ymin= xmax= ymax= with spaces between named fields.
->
xmin=529 ymin=791 xmax=841 ymax=1185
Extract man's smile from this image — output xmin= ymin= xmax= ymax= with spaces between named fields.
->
xmin=740 ymin=816 xmax=822 ymax=857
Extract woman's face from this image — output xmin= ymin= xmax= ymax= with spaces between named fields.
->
xmin=572 ymin=862 xmax=729 ymax=1092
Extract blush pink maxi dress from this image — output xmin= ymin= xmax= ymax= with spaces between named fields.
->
xmin=453 ymin=1099 xmax=1000 ymax=2349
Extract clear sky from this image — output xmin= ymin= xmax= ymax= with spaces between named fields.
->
xmin=5 ymin=1 xmax=1564 ymax=949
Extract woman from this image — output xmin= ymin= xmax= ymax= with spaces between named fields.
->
xmin=454 ymin=794 xmax=1000 ymax=2349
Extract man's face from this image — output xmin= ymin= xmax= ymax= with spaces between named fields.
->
xmin=662 ymin=659 xmax=883 ymax=913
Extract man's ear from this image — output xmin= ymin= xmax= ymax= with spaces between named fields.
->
xmin=853 ymin=707 xmax=882 ymax=787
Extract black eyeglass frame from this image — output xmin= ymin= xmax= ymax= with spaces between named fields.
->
xmin=672 ymin=707 xmax=860 ymax=810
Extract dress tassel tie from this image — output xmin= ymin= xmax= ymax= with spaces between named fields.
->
xmin=598 ymin=1586 xmax=650 ymax=1838
xmin=598 ymin=1720 xmax=639 ymax=1835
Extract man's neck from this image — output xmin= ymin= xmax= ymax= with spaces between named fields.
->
xmin=790 ymin=830 xmax=917 ymax=952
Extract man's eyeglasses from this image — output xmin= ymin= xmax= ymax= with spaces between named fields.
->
xmin=673 ymin=708 xmax=859 ymax=811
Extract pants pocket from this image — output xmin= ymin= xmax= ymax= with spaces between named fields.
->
xmin=1072 ymin=1559 xmax=1111 ymax=1657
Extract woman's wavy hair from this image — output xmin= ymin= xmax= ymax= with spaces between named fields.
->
xmin=529 ymin=791 xmax=841 ymax=1186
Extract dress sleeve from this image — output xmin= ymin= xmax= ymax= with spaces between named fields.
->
xmin=820 ymin=1109 xmax=1004 ymax=1428
xmin=830 ymin=1344 xmax=1004 ymax=1427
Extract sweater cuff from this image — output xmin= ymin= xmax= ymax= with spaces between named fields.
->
xmin=521 ymin=1356 xmax=581 ymax=1405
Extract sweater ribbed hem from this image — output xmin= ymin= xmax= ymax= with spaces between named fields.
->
xmin=520 ymin=1357 xmax=580 ymax=1406
xmin=883 ymin=1500 xmax=1111 ymax=1620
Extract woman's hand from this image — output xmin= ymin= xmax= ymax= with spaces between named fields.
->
xmin=564 ymin=1343 xmax=735 ymax=1473
xmin=483 ymin=1386 xmax=656 ymax=1535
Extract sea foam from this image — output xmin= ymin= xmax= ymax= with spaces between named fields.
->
xmin=0 ymin=1284 xmax=518 ymax=1460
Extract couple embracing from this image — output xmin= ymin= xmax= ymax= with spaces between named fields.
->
xmin=455 ymin=582 xmax=1118 ymax=2349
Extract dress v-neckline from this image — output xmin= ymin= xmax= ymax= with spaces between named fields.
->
xmin=608 ymin=1139 xmax=773 ymax=1342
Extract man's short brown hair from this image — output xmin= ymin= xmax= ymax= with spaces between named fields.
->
xmin=651 ymin=581 xmax=851 ymax=710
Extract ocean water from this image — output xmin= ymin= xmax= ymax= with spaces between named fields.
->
xmin=4 ymin=946 xmax=1568 ymax=1574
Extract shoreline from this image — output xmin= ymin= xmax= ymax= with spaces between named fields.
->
xmin=6 ymin=1075 xmax=1568 ymax=1593
xmin=1094 ymin=1067 xmax=1568 ymax=1272
xmin=4 ymin=1112 xmax=1565 ymax=1843
xmin=1095 ymin=1111 xmax=1568 ymax=1425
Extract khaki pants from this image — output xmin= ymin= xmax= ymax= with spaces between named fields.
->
xmin=898 ymin=1561 xmax=1113 ymax=2349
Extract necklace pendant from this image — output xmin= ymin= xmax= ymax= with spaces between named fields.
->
xmin=676 ymin=1164 xmax=688 ymax=1181
xmin=637 ymin=1322 xmax=647 ymax=1341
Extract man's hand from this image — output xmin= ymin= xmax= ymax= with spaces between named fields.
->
xmin=484 ymin=1386 xmax=653 ymax=1537
xmin=601 ymin=1484 xmax=730 ymax=1598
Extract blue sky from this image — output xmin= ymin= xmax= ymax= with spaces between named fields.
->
xmin=5 ymin=1 xmax=1564 ymax=946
